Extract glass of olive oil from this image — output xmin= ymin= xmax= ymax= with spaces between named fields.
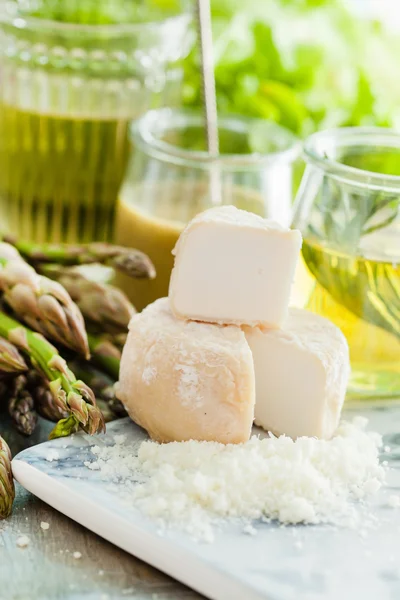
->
xmin=115 ymin=108 xmax=302 ymax=309
xmin=292 ymin=127 xmax=400 ymax=399
xmin=0 ymin=0 xmax=192 ymax=243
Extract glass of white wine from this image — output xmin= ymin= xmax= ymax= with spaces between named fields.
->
xmin=292 ymin=127 xmax=400 ymax=399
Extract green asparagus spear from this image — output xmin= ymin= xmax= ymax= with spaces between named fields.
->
xmin=0 ymin=311 xmax=105 ymax=439
xmin=25 ymin=370 xmax=68 ymax=423
xmin=0 ymin=370 xmax=66 ymax=426
xmin=0 ymin=337 xmax=28 ymax=373
xmin=0 ymin=243 xmax=89 ymax=358
xmin=111 ymin=332 xmax=127 ymax=352
xmin=67 ymin=360 xmax=114 ymax=397
xmin=3 ymin=238 xmax=156 ymax=280
xmin=85 ymin=330 xmax=127 ymax=352
xmin=8 ymin=374 xmax=38 ymax=436
xmin=68 ymin=360 xmax=127 ymax=419
xmin=87 ymin=334 xmax=121 ymax=380
xmin=0 ymin=435 xmax=14 ymax=519
xmin=38 ymin=264 xmax=135 ymax=333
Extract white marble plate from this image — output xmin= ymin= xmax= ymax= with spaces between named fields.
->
xmin=12 ymin=402 xmax=400 ymax=600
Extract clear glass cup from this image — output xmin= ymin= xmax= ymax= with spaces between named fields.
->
xmin=292 ymin=127 xmax=400 ymax=399
xmin=0 ymin=0 xmax=192 ymax=243
xmin=115 ymin=107 xmax=302 ymax=310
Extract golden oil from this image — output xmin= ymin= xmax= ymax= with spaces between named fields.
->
xmin=293 ymin=235 xmax=400 ymax=398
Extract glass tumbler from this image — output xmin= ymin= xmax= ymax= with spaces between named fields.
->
xmin=0 ymin=1 xmax=192 ymax=243
xmin=115 ymin=107 xmax=301 ymax=310
xmin=292 ymin=127 xmax=400 ymax=399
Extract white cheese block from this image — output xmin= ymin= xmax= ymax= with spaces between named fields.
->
xmin=243 ymin=308 xmax=350 ymax=440
xmin=169 ymin=205 xmax=302 ymax=328
xmin=117 ymin=297 xmax=255 ymax=444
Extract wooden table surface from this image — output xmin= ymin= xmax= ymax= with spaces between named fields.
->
xmin=0 ymin=414 xmax=203 ymax=600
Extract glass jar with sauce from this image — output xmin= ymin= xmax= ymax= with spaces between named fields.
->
xmin=115 ymin=108 xmax=301 ymax=309
xmin=0 ymin=0 xmax=192 ymax=244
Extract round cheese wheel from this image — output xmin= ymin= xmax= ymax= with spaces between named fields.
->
xmin=117 ymin=298 xmax=255 ymax=444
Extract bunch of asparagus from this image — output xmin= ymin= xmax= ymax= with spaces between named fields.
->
xmin=0 ymin=238 xmax=155 ymax=519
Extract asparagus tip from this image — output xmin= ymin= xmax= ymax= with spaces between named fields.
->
xmin=0 ymin=436 xmax=15 ymax=519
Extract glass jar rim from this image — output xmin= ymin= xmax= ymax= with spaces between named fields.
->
xmin=131 ymin=108 xmax=301 ymax=170
xmin=0 ymin=0 xmax=191 ymax=35
xmin=304 ymin=126 xmax=400 ymax=193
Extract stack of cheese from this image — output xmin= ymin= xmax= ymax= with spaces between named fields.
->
xmin=117 ymin=206 xmax=350 ymax=444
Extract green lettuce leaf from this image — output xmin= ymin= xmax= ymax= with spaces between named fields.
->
xmin=183 ymin=0 xmax=400 ymax=135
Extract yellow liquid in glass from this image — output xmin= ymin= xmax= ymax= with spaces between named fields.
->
xmin=293 ymin=234 xmax=400 ymax=398
xmin=115 ymin=200 xmax=184 ymax=310
xmin=0 ymin=103 xmax=130 ymax=243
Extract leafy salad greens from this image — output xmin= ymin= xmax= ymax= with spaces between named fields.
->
xmin=183 ymin=0 xmax=400 ymax=136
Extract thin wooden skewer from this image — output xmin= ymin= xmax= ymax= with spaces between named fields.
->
xmin=195 ymin=0 xmax=222 ymax=205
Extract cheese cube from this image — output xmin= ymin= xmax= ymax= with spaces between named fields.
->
xmin=169 ymin=205 xmax=302 ymax=327
xmin=243 ymin=308 xmax=350 ymax=440
xmin=117 ymin=298 xmax=255 ymax=444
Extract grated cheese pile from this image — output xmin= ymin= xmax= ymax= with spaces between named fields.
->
xmin=85 ymin=417 xmax=385 ymax=542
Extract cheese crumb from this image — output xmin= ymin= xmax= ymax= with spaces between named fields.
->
xmin=85 ymin=417 xmax=384 ymax=541
xmin=387 ymin=495 xmax=400 ymax=508
xmin=73 ymin=551 xmax=82 ymax=559
xmin=16 ymin=535 xmax=30 ymax=548
xmin=243 ymin=524 xmax=257 ymax=536
xmin=40 ymin=522 xmax=50 ymax=530
xmin=45 ymin=449 xmax=59 ymax=462
xmin=114 ymin=435 xmax=126 ymax=445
